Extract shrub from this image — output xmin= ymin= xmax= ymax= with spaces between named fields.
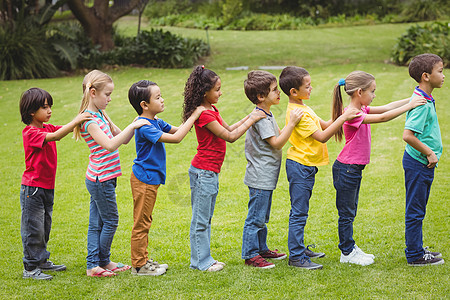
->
xmin=391 ymin=22 xmax=450 ymax=67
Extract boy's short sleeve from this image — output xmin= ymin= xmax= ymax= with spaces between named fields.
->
xmin=295 ymin=112 xmax=320 ymax=138
xmin=140 ymin=123 xmax=164 ymax=144
xmin=254 ymin=118 xmax=278 ymax=140
xmin=405 ymin=105 xmax=427 ymax=134
xmin=23 ymin=124 xmax=61 ymax=149
xmin=157 ymin=118 xmax=172 ymax=133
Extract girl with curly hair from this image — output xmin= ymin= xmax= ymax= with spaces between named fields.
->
xmin=182 ymin=65 xmax=265 ymax=272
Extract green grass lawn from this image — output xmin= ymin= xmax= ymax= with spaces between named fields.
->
xmin=1 ymin=18 xmax=449 ymax=299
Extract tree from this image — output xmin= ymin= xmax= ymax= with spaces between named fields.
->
xmin=67 ymin=0 xmax=142 ymax=51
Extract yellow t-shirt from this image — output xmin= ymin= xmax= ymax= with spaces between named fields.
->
xmin=285 ymin=102 xmax=329 ymax=166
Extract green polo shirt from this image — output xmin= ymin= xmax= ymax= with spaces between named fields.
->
xmin=404 ymin=94 xmax=442 ymax=165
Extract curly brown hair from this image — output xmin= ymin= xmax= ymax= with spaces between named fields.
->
xmin=182 ymin=65 xmax=219 ymax=122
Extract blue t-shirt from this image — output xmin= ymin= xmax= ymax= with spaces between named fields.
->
xmin=404 ymin=87 xmax=442 ymax=165
xmin=132 ymin=117 xmax=172 ymax=185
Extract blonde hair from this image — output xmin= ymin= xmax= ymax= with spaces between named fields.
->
xmin=74 ymin=70 xmax=113 ymax=140
xmin=332 ymin=71 xmax=375 ymax=142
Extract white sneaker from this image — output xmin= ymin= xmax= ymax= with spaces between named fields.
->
xmin=354 ymin=245 xmax=375 ymax=259
xmin=207 ymin=262 xmax=224 ymax=272
xmin=131 ymin=261 xmax=166 ymax=276
xmin=148 ymin=259 xmax=169 ymax=270
xmin=340 ymin=248 xmax=374 ymax=266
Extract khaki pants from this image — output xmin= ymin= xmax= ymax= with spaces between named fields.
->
xmin=130 ymin=172 xmax=160 ymax=268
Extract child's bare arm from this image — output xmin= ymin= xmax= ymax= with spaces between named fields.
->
xmin=403 ymin=129 xmax=438 ymax=168
xmin=205 ymin=110 xmax=266 ymax=143
xmin=265 ymin=108 xmax=303 ymax=150
xmin=310 ymin=108 xmax=359 ymax=143
xmin=45 ymin=112 xmax=92 ymax=142
xmin=159 ymin=106 xmax=206 ymax=143
xmin=363 ymin=97 xmax=426 ymax=124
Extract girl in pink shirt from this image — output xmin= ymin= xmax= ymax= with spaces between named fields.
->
xmin=331 ymin=71 xmax=426 ymax=266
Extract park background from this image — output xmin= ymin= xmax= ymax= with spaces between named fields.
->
xmin=1 ymin=0 xmax=449 ymax=299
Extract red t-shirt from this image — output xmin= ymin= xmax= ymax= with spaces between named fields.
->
xmin=191 ymin=106 xmax=226 ymax=173
xmin=21 ymin=124 xmax=62 ymax=189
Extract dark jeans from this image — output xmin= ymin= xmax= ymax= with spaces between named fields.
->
xmin=20 ymin=185 xmax=54 ymax=271
xmin=332 ymin=160 xmax=365 ymax=255
xmin=286 ymin=159 xmax=318 ymax=260
xmin=403 ymin=151 xmax=434 ymax=263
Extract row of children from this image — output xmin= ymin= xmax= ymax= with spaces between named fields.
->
xmin=19 ymin=53 xmax=444 ymax=279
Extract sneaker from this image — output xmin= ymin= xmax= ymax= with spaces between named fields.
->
xmin=305 ymin=244 xmax=325 ymax=258
xmin=260 ymin=249 xmax=287 ymax=260
xmin=131 ymin=261 xmax=166 ymax=276
xmin=288 ymin=257 xmax=323 ymax=270
xmin=408 ymin=253 xmax=445 ymax=266
xmin=148 ymin=259 xmax=169 ymax=270
xmin=38 ymin=260 xmax=67 ymax=272
xmin=354 ymin=245 xmax=375 ymax=259
xmin=424 ymin=247 xmax=442 ymax=258
xmin=207 ymin=262 xmax=224 ymax=272
xmin=340 ymin=248 xmax=374 ymax=266
xmin=245 ymin=255 xmax=275 ymax=269
xmin=23 ymin=268 xmax=53 ymax=280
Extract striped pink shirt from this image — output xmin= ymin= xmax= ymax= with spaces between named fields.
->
xmin=81 ymin=110 xmax=122 ymax=182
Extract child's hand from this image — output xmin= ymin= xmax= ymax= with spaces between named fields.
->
xmin=410 ymin=96 xmax=427 ymax=108
xmin=426 ymin=152 xmax=438 ymax=168
xmin=342 ymin=107 xmax=360 ymax=121
xmin=249 ymin=109 xmax=266 ymax=121
xmin=192 ymin=106 xmax=206 ymax=118
xmin=74 ymin=112 xmax=93 ymax=124
xmin=132 ymin=118 xmax=151 ymax=129
xmin=288 ymin=108 xmax=303 ymax=125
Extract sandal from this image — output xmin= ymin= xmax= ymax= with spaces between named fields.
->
xmin=110 ymin=262 xmax=131 ymax=273
xmin=88 ymin=268 xmax=116 ymax=278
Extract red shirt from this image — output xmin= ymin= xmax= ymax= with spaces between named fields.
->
xmin=21 ymin=124 xmax=62 ymax=189
xmin=191 ymin=106 xmax=226 ymax=173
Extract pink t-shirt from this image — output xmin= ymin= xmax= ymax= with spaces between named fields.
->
xmin=191 ymin=105 xmax=226 ymax=173
xmin=21 ymin=124 xmax=62 ymax=189
xmin=337 ymin=106 xmax=371 ymax=165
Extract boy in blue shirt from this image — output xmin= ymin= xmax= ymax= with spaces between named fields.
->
xmin=241 ymin=70 xmax=303 ymax=268
xmin=402 ymin=53 xmax=445 ymax=266
xmin=128 ymin=80 xmax=204 ymax=275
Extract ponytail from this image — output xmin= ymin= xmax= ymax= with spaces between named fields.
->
xmin=73 ymin=70 xmax=113 ymax=141
xmin=332 ymin=81 xmax=344 ymax=142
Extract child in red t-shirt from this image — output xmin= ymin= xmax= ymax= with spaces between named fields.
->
xmin=182 ymin=65 xmax=266 ymax=271
xmin=19 ymin=88 xmax=91 ymax=280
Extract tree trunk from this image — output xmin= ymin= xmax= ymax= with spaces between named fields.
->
xmin=67 ymin=0 xmax=142 ymax=51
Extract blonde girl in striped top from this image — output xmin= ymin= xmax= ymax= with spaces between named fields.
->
xmin=74 ymin=70 xmax=149 ymax=277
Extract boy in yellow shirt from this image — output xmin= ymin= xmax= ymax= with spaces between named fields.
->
xmin=279 ymin=66 xmax=358 ymax=269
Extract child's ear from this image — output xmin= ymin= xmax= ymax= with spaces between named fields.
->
xmin=89 ymin=88 xmax=96 ymax=98
xmin=140 ymin=100 xmax=148 ymax=110
xmin=289 ymin=88 xmax=297 ymax=96
xmin=421 ymin=72 xmax=430 ymax=82
xmin=257 ymin=93 xmax=265 ymax=102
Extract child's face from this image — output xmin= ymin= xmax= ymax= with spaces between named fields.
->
xmin=360 ymin=81 xmax=376 ymax=106
xmin=92 ymin=82 xmax=114 ymax=111
xmin=31 ymin=98 xmax=52 ymax=124
xmin=147 ymin=85 xmax=165 ymax=114
xmin=204 ymin=78 xmax=222 ymax=105
xmin=427 ymin=61 xmax=445 ymax=89
xmin=261 ymin=81 xmax=281 ymax=106
xmin=294 ymin=75 xmax=312 ymax=100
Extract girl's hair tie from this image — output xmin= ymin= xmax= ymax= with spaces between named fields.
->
xmin=201 ymin=65 xmax=205 ymax=69
xmin=86 ymin=82 xmax=92 ymax=89
xmin=338 ymin=78 xmax=346 ymax=86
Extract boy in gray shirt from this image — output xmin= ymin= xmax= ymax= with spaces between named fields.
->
xmin=242 ymin=70 xmax=303 ymax=268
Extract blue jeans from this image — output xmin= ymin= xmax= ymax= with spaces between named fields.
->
xmin=20 ymin=185 xmax=54 ymax=270
xmin=403 ymin=151 xmax=434 ymax=263
xmin=189 ymin=165 xmax=219 ymax=270
xmin=332 ymin=160 xmax=365 ymax=255
xmin=241 ymin=187 xmax=272 ymax=259
xmin=85 ymin=178 xmax=119 ymax=270
xmin=286 ymin=159 xmax=318 ymax=260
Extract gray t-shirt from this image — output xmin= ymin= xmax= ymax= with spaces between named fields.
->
xmin=244 ymin=114 xmax=282 ymax=190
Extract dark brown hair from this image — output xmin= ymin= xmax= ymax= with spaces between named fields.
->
xmin=128 ymin=80 xmax=158 ymax=115
xmin=408 ymin=53 xmax=443 ymax=83
xmin=19 ymin=88 xmax=53 ymax=125
xmin=279 ymin=66 xmax=310 ymax=96
xmin=244 ymin=70 xmax=277 ymax=104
